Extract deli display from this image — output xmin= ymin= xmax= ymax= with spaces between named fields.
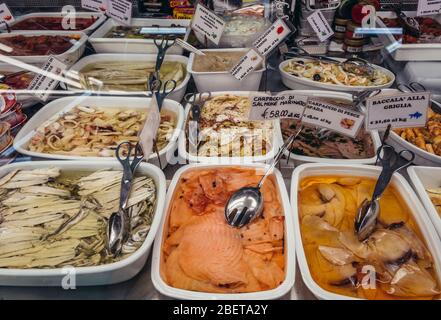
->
xmin=2 ymin=0 xmax=441 ymax=301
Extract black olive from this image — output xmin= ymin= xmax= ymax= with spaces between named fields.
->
xmin=313 ymin=74 xmax=321 ymax=81
xmin=297 ymin=60 xmax=305 ymax=64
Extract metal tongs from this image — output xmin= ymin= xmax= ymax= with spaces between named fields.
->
xmin=150 ymin=36 xmax=176 ymax=84
xmin=284 ymin=47 xmax=376 ymax=77
xmin=355 ymin=145 xmax=415 ymax=241
xmin=184 ymin=92 xmax=211 ymax=152
xmin=398 ymin=82 xmax=441 ymax=114
xmin=150 ymin=79 xmax=177 ymax=110
xmin=107 ymin=142 xmax=144 ymax=257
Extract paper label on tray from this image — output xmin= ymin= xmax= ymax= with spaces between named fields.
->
xmin=365 ymin=92 xmax=430 ymax=130
xmin=253 ymin=19 xmax=292 ymax=57
xmin=0 ymin=3 xmax=14 ymax=25
xmin=417 ymin=0 xmax=441 ymax=16
xmin=191 ymin=4 xmax=225 ymax=45
xmin=230 ymin=49 xmax=263 ymax=81
xmin=307 ymin=10 xmax=334 ymax=42
xmin=81 ymin=0 xmax=108 ymax=13
xmin=139 ymin=95 xmax=161 ymax=160
xmin=302 ymin=99 xmax=365 ymax=138
xmin=248 ymin=93 xmax=308 ymax=120
xmin=27 ymin=56 xmax=67 ymax=102
xmin=107 ymin=0 xmax=132 ymax=25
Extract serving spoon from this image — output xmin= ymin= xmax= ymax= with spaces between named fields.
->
xmin=225 ymin=126 xmax=303 ymax=228
xmin=355 ymin=145 xmax=415 ymax=241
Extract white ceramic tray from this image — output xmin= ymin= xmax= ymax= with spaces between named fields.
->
xmin=178 ymin=91 xmax=281 ymax=164
xmin=277 ymin=90 xmax=382 ymax=165
xmin=187 ymin=48 xmax=265 ymax=93
xmin=0 ymin=160 xmax=166 ymax=286
xmin=89 ymin=18 xmax=190 ymax=54
xmin=291 ymin=163 xmax=441 ymax=300
xmin=0 ymin=31 xmax=88 ymax=66
xmin=13 ymin=96 xmax=184 ymax=168
xmin=279 ymin=57 xmax=395 ymax=93
xmin=64 ymin=53 xmax=190 ymax=102
xmin=376 ymin=12 xmax=441 ymax=61
xmin=1 ymin=11 xmax=106 ymax=35
xmin=408 ymin=166 xmax=441 ymax=239
xmin=151 ymin=163 xmax=296 ymax=300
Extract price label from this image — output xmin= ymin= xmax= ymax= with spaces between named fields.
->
xmin=307 ymin=10 xmax=334 ymax=42
xmin=191 ymin=3 xmax=225 ymax=45
xmin=27 ymin=56 xmax=67 ymax=102
xmin=253 ymin=19 xmax=292 ymax=57
xmin=365 ymin=92 xmax=430 ymax=130
xmin=81 ymin=0 xmax=107 ymax=13
xmin=303 ymin=99 xmax=365 ymax=138
xmin=0 ymin=3 xmax=14 ymax=25
xmin=139 ymin=95 xmax=161 ymax=159
xmin=417 ymin=0 xmax=441 ymax=16
xmin=248 ymin=93 xmax=308 ymax=120
xmin=107 ymin=0 xmax=132 ymax=25
xmin=230 ymin=49 xmax=263 ymax=81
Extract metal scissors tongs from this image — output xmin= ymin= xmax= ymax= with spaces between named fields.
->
xmin=150 ymin=36 xmax=176 ymax=83
xmin=398 ymin=82 xmax=441 ymax=114
xmin=106 ymin=142 xmax=144 ymax=257
xmin=352 ymin=89 xmax=381 ymax=111
xmin=150 ymin=79 xmax=177 ymax=111
xmin=184 ymin=92 xmax=211 ymax=152
xmin=355 ymin=144 xmax=415 ymax=240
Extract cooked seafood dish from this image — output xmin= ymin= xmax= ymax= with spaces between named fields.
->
xmin=426 ymin=187 xmax=441 ymax=217
xmin=298 ymin=176 xmax=440 ymax=299
xmin=283 ymin=60 xmax=391 ymax=87
xmin=11 ymin=17 xmax=98 ymax=31
xmin=281 ymin=99 xmax=375 ymax=159
xmin=223 ymin=15 xmax=267 ymax=37
xmin=192 ymin=51 xmax=250 ymax=72
xmin=161 ymin=167 xmax=286 ymax=293
xmin=28 ymin=106 xmax=176 ymax=157
xmin=186 ymin=95 xmax=273 ymax=157
xmin=105 ymin=25 xmax=187 ymax=39
xmin=0 ymin=35 xmax=80 ymax=56
xmin=394 ymin=109 xmax=441 ymax=156
xmin=381 ymin=17 xmax=441 ymax=44
xmin=0 ymin=71 xmax=35 ymax=90
xmin=78 ymin=61 xmax=186 ymax=92
xmin=0 ymin=167 xmax=156 ymax=268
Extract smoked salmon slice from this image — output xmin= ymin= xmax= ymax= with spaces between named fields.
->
xmin=161 ymin=167 xmax=286 ymax=293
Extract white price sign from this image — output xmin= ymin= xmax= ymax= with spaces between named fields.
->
xmin=230 ymin=49 xmax=263 ymax=81
xmin=191 ymin=4 xmax=225 ymax=45
xmin=0 ymin=3 xmax=14 ymax=25
xmin=417 ymin=0 xmax=441 ymax=16
xmin=107 ymin=0 xmax=132 ymax=25
xmin=27 ymin=56 xmax=67 ymax=102
xmin=81 ymin=0 xmax=107 ymax=13
xmin=139 ymin=95 xmax=161 ymax=159
xmin=365 ymin=92 xmax=430 ymax=130
xmin=303 ymin=99 xmax=365 ymax=138
xmin=253 ymin=19 xmax=292 ymax=57
xmin=307 ymin=10 xmax=334 ymax=42
xmin=248 ymin=93 xmax=308 ymax=120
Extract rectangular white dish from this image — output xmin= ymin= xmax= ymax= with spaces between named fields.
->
xmin=0 ymin=31 xmax=88 ymax=66
xmin=13 ymin=96 xmax=184 ymax=168
xmin=187 ymin=48 xmax=265 ymax=92
xmin=89 ymin=18 xmax=190 ymax=54
xmin=178 ymin=91 xmax=281 ymax=164
xmin=1 ymin=11 xmax=106 ymax=35
xmin=151 ymin=163 xmax=296 ymax=300
xmin=376 ymin=12 xmax=441 ymax=61
xmin=277 ymin=90 xmax=382 ymax=165
xmin=408 ymin=166 xmax=441 ymax=239
xmin=290 ymin=163 xmax=441 ymax=300
xmin=0 ymin=160 xmax=166 ymax=286
xmin=64 ymin=53 xmax=190 ymax=102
